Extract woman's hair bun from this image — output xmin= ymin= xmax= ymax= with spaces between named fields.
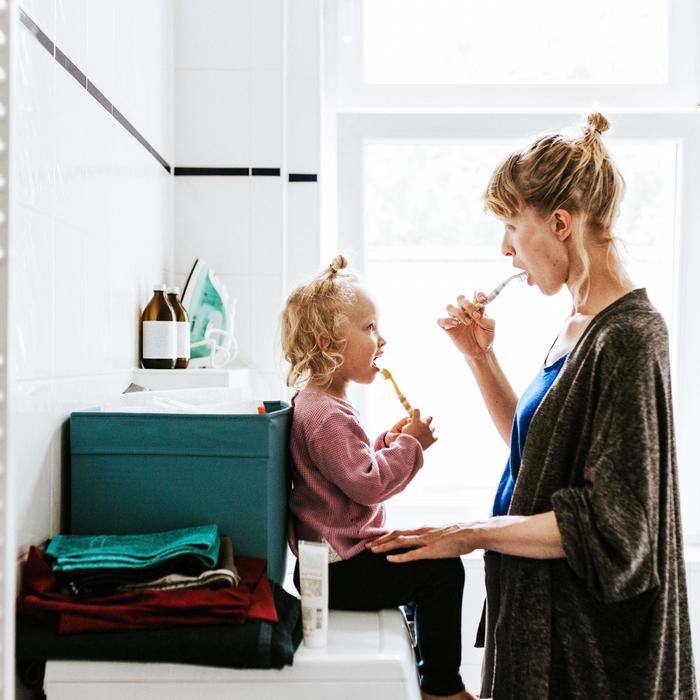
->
xmin=328 ymin=254 xmax=349 ymax=274
xmin=585 ymin=112 xmax=610 ymax=136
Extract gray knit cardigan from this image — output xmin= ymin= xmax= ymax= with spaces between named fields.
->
xmin=482 ymin=289 xmax=697 ymax=699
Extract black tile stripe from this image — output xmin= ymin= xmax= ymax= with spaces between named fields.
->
xmin=55 ymin=47 xmax=86 ymax=88
xmin=86 ymin=80 xmax=111 ymax=114
xmin=20 ymin=9 xmax=54 ymax=55
xmin=289 ymin=173 xmax=318 ymax=182
xmin=148 ymin=145 xmax=171 ymax=173
xmin=174 ymin=167 xmax=250 ymax=176
xmin=20 ymin=8 xmax=171 ymax=174
xmin=173 ymin=168 xmax=318 ymax=179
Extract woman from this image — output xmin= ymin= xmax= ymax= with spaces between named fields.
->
xmin=370 ymin=113 xmax=697 ymax=699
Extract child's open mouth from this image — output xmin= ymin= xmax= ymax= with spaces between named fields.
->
xmin=372 ymin=353 xmax=383 ymax=370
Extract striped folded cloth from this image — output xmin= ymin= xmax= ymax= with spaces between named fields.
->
xmin=46 ymin=525 xmax=220 ymax=572
xmin=114 ymin=537 xmax=240 ymax=593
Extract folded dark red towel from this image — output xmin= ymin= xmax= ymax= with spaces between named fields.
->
xmin=19 ymin=547 xmax=277 ymax=634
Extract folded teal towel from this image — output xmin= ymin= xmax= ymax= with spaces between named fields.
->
xmin=46 ymin=525 xmax=220 ymax=572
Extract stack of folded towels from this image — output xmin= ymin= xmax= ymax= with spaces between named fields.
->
xmin=16 ymin=525 xmax=303 ymax=678
xmin=18 ymin=524 xmax=277 ymax=634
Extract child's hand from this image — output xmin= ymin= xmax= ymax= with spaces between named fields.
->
xmin=384 ymin=416 xmax=411 ymax=447
xmin=401 ymin=408 xmax=437 ymax=450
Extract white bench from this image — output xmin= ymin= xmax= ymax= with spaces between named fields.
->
xmin=44 ymin=609 xmax=422 ymax=700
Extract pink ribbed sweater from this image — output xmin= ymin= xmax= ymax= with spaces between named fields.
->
xmin=287 ymin=387 xmax=424 ymax=560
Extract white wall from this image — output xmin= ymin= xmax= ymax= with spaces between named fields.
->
xmin=8 ymin=1 xmax=173 ymax=694
xmin=173 ymin=0 xmax=322 ymax=398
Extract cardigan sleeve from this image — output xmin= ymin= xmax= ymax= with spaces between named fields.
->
xmin=551 ymin=338 xmax=666 ymax=603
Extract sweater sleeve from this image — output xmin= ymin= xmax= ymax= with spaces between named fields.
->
xmin=551 ymin=338 xmax=665 ymax=604
xmin=373 ymin=432 xmax=388 ymax=452
xmin=307 ymin=411 xmax=423 ymax=506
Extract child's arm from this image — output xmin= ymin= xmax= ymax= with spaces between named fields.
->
xmin=308 ymin=411 xmax=423 ymax=506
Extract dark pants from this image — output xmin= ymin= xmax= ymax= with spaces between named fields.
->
xmin=294 ymin=550 xmax=465 ymax=696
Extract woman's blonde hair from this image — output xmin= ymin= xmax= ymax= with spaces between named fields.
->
xmin=281 ymin=254 xmax=359 ymax=389
xmin=484 ymin=112 xmax=630 ymax=302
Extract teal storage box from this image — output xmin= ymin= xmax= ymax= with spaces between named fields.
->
xmin=68 ymin=401 xmax=291 ymax=584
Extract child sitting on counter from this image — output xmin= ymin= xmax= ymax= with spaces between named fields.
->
xmin=280 ymin=255 xmax=469 ymax=700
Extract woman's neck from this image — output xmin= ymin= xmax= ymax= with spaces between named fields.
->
xmin=567 ymin=246 xmax=635 ymax=317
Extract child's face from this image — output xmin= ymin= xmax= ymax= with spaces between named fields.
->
xmin=335 ymin=288 xmax=386 ymax=386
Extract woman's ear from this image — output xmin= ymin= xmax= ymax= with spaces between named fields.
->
xmin=316 ymin=332 xmax=331 ymax=350
xmin=552 ymin=209 xmax=573 ymax=242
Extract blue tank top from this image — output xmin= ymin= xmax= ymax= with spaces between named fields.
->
xmin=491 ymin=353 xmax=568 ymax=517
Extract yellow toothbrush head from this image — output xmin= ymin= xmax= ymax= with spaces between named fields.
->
xmin=380 ymin=368 xmax=413 ymax=416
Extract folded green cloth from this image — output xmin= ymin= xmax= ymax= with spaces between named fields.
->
xmin=46 ymin=525 xmax=220 ymax=572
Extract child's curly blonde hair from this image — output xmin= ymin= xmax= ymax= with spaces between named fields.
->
xmin=281 ymin=254 xmax=359 ymax=389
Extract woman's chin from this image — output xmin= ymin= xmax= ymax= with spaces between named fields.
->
xmin=530 ymin=275 xmax=562 ymax=296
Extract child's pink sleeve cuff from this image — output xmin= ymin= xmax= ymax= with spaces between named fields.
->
xmin=373 ymin=432 xmax=389 ymax=451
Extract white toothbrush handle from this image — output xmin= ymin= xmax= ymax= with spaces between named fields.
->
xmin=475 ymin=272 xmax=527 ymax=310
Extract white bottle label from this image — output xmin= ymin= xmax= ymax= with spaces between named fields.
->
xmin=143 ymin=321 xmax=177 ymax=359
xmin=177 ymin=321 xmax=190 ymax=359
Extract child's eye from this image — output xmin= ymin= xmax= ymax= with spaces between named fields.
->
xmin=368 ymin=323 xmax=375 ymax=331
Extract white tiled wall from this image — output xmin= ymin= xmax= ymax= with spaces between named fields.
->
xmin=9 ymin=8 xmax=173 ymax=688
xmin=174 ymin=0 xmax=289 ymax=391
xmin=172 ymin=0 xmax=323 ymax=393
xmin=285 ymin=1 xmax=322 ymax=294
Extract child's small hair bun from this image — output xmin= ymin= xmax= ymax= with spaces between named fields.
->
xmin=328 ymin=254 xmax=349 ymax=275
xmin=585 ymin=112 xmax=610 ymax=137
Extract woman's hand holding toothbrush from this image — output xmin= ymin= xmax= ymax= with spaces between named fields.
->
xmin=438 ymin=291 xmax=496 ymax=361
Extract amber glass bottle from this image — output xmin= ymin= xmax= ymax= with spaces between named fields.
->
xmin=141 ymin=285 xmax=177 ymax=369
xmin=167 ymin=286 xmax=190 ymax=369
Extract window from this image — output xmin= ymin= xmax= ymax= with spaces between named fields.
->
xmin=363 ymin=0 xmax=667 ymax=85
xmin=336 ymin=0 xmax=696 ymax=109
xmin=329 ymin=1 xmax=700 ymax=540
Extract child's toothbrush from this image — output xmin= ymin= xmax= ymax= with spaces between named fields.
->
xmin=380 ymin=368 xmax=413 ymax=417
xmin=474 ymin=271 xmax=528 ymax=310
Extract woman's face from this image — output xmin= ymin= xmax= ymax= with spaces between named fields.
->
xmin=500 ymin=207 xmax=571 ymax=296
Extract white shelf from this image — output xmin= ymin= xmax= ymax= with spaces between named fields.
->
xmin=131 ymin=366 xmax=252 ymax=391
xmin=44 ymin=610 xmax=421 ymax=700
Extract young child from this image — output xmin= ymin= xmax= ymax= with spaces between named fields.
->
xmin=281 ymin=255 xmax=468 ymax=700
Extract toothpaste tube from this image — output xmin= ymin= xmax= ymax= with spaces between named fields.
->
xmin=298 ymin=540 xmax=329 ymax=648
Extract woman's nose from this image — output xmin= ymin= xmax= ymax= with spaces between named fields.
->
xmin=501 ymin=237 xmax=514 ymax=258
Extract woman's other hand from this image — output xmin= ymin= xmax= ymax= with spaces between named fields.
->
xmin=367 ymin=523 xmax=478 ymax=561
xmin=438 ymin=291 xmax=495 ymax=360
xmin=401 ymin=408 xmax=437 ymax=450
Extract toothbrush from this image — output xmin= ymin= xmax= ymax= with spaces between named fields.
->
xmin=474 ymin=271 xmax=528 ymax=310
xmin=380 ymin=368 xmax=413 ymax=417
